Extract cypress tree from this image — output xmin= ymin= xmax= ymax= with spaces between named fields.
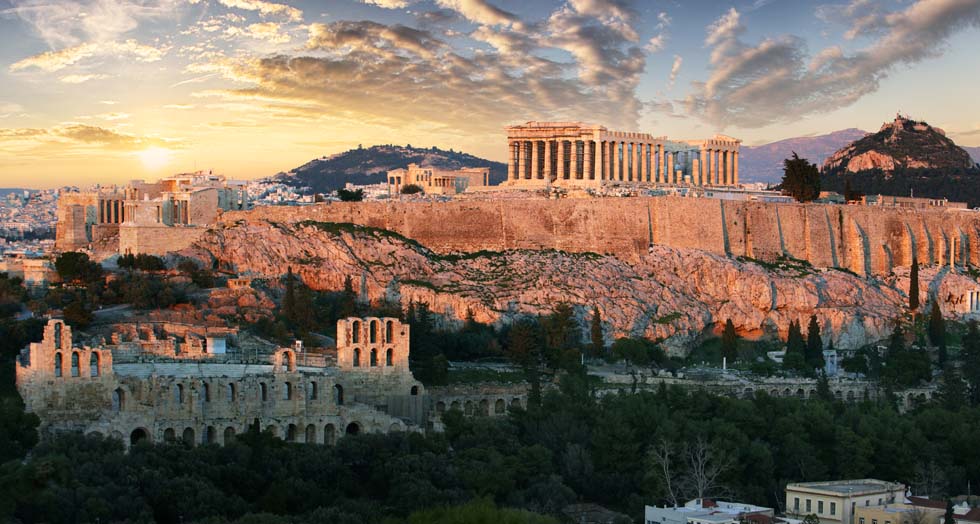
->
xmin=340 ymin=275 xmax=357 ymax=318
xmin=929 ymin=300 xmax=948 ymax=363
xmin=590 ymin=306 xmax=604 ymax=357
xmin=938 ymin=364 xmax=968 ymax=411
xmin=722 ymin=319 xmax=738 ymax=363
xmin=283 ymin=266 xmax=296 ymax=323
xmin=805 ymin=315 xmax=825 ymax=371
xmin=962 ymin=321 xmax=980 ymax=406
xmin=909 ymin=257 xmax=920 ymax=310
xmin=944 ymin=500 xmax=956 ymax=524
xmin=784 ymin=320 xmax=807 ymax=372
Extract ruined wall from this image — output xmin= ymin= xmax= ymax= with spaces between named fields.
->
xmin=119 ymin=224 xmax=207 ymax=256
xmin=222 ymin=198 xmax=980 ymax=276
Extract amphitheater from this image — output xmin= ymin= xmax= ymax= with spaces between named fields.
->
xmin=16 ymin=318 xmax=529 ymax=447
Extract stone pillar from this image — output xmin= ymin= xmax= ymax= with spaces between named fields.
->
xmin=568 ymin=140 xmax=577 ymax=179
xmin=698 ymin=149 xmax=706 ymax=186
xmin=556 ymin=141 xmax=565 ymax=180
xmin=727 ymin=150 xmax=734 ymax=186
xmin=667 ymin=153 xmax=674 ymax=184
xmin=631 ymin=142 xmax=639 ymax=183
xmin=507 ymin=141 xmax=516 ymax=182
xmin=530 ymin=140 xmax=540 ymax=180
xmin=584 ymin=140 xmax=594 ymax=181
xmin=518 ymin=141 xmax=528 ymax=180
xmin=657 ymin=144 xmax=665 ymax=183
xmin=610 ymin=141 xmax=618 ymax=182
xmin=692 ymin=158 xmax=700 ymax=186
xmin=603 ymin=141 xmax=611 ymax=181
xmin=638 ymin=143 xmax=645 ymax=182
xmin=733 ymin=151 xmax=739 ymax=186
xmin=708 ymin=149 xmax=716 ymax=185
xmin=544 ymin=141 xmax=553 ymax=182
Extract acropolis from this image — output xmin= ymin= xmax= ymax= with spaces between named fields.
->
xmin=504 ymin=121 xmax=741 ymax=188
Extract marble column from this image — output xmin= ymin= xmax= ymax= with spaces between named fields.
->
xmin=657 ymin=144 xmax=665 ymax=183
xmin=611 ymin=142 xmax=619 ymax=182
xmin=569 ymin=140 xmax=579 ymax=179
xmin=667 ymin=153 xmax=674 ymax=184
xmin=530 ymin=140 xmax=540 ymax=180
xmin=544 ymin=141 xmax=553 ymax=181
xmin=733 ymin=151 xmax=739 ymax=186
xmin=631 ymin=142 xmax=639 ymax=183
xmin=507 ymin=141 xmax=517 ymax=182
xmin=638 ymin=143 xmax=646 ymax=182
xmin=518 ymin=141 xmax=528 ymax=180
xmin=708 ymin=149 xmax=716 ymax=185
xmin=726 ymin=150 xmax=734 ymax=186
xmin=699 ymin=149 xmax=707 ymax=186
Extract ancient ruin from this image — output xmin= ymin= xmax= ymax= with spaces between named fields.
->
xmin=387 ymin=163 xmax=491 ymax=195
xmin=504 ymin=121 xmax=740 ymax=188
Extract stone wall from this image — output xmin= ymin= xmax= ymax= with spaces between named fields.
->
xmin=119 ymin=224 xmax=208 ymax=256
xmin=222 ymin=197 xmax=980 ymax=275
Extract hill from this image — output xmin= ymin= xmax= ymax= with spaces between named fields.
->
xmin=965 ymin=145 xmax=980 ymax=164
xmin=739 ymin=128 xmax=868 ymax=184
xmin=274 ymin=145 xmax=507 ymax=194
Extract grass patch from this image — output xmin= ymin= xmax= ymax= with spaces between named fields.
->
xmin=737 ymin=254 xmax=814 ymax=277
xmin=652 ymin=312 xmax=683 ymax=325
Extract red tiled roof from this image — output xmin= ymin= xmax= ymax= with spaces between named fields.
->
xmin=909 ymin=497 xmax=948 ymax=510
xmin=960 ymin=508 xmax=980 ymax=522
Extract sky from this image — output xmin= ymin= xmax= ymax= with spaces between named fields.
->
xmin=1 ymin=0 xmax=979 ymax=188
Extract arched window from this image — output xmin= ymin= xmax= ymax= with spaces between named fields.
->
xmin=202 ymin=382 xmax=211 ymax=402
xmin=353 ymin=348 xmax=360 ymax=367
xmin=286 ymin=424 xmax=298 ymax=442
xmin=283 ymin=382 xmax=292 ymax=400
xmin=385 ymin=321 xmax=393 ymax=342
xmin=370 ymin=349 xmax=377 ymax=367
xmin=54 ymin=352 xmax=62 ymax=377
xmin=164 ymin=428 xmax=176 ymax=443
xmin=309 ymin=381 xmax=318 ymax=400
xmin=305 ymin=424 xmax=316 ymax=443
xmin=54 ymin=322 xmax=62 ymax=349
xmin=182 ymin=427 xmax=195 ymax=445
xmin=260 ymin=382 xmax=268 ymax=401
xmin=112 ymin=388 xmax=124 ymax=411
xmin=410 ymin=385 xmax=419 ymax=396
xmin=174 ymin=384 xmax=184 ymax=404
xmin=333 ymin=384 xmax=344 ymax=405
xmin=385 ymin=348 xmax=393 ymax=366
xmin=70 ymin=352 xmax=79 ymax=377
xmin=226 ymin=383 xmax=236 ymax=402
xmin=351 ymin=321 xmax=361 ymax=343
xmin=205 ymin=426 xmax=217 ymax=444
xmin=90 ymin=352 xmax=100 ymax=377
xmin=370 ymin=321 xmax=378 ymax=343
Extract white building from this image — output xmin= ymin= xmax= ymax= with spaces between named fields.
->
xmin=785 ymin=480 xmax=906 ymax=524
xmin=645 ymin=499 xmax=775 ymax=524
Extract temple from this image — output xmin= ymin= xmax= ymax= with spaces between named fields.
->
xmin=504 ymin=121 xmax=741 ymax=188
xmin=387 ymin=163 xmax=491 ymax=195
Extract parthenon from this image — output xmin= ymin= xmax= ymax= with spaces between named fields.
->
xmin=504 ymin=122 xmax=741 ymax=188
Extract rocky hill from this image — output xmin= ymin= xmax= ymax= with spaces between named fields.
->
xmin=273 ymin=145 xmax=507 ymax=194
xmin=739 ymin=128 xmax=868 ymax=184
xmin=822 ymin=115 xmax=975 ymax=175
xmin=180 ymin=219 xmax=974 ymax=354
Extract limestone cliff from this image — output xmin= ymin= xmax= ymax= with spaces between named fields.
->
xmin=823 ymin=115 xmax=975 ymax=174
xmin=181 ymin=219 xmax=979 ymax=354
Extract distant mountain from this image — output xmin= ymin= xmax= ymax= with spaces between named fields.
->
xmin=964 ymin=146 xmax=980 ymax=164
xmin=275 ymin=145 xmax=506 ymax=194
xmin=822 ymin=115 xmax=974 ymax=174
xmin=739 ymin=128 xmax=868 ymax=184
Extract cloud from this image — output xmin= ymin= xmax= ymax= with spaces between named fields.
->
xmin=97 ymin=112 xmax=131 ymax=121
xmin=434 ymin=0 xmax=520 ymax=27
xmin=10 ymin=39 xmax=166 ymax=72
xmin=646 ymin=35 xmax=665 ymax=53
xmin=0 ymin=123 xmax=180 ymax=153
xmin=0 ymin=103 xmax=25 ymax=118
xmin=668 ymin=55 xmax=682 ymax=88
xmin=216 ymin=0 xmax=303 ymax=22
xmin=245 ymin=22 xmax=290 ymax=43
xmin=3 ymin=0 xmax=181 ymax=48
xmin=60 ymin=73 xmax=109 ymax=83
xmin=685 ymin=0 xmax=980 ymax=128
xmin=361 ymin=0 xmax=411 ymax=8
xmin=163 ymin=104 xmax=195 ymax=110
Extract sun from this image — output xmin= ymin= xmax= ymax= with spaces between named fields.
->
xmin=137 ymin=147 xmax=172 ymax=171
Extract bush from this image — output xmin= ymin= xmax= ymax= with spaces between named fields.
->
xmin=401 ymin=184 xmax=424 ymax=195
xmin=117 ymin=253 xmax=166 ymax=271
xmin=336 ymin=188 xmax=364 ymax=202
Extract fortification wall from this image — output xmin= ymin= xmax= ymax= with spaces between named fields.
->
xmin=119 ymin=224 xmax=207 ymax=256
xmin=222 ymin=198 xmax=980 ymax=276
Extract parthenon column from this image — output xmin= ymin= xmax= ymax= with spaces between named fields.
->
xmin=611 ymin=142 xmax=619 ymax=181
xmin=569 ymin=140 xmax=578 ymax=179
xmin=518 ymin=141 xmax=528 ymax=180
xmin=507 ymin=141 xmax=517 ymax=182
xmin=708 ymin=149 xmax=716 ymax=185
xmin=638 ymin=143 xmax=646 ymax=182
xmin=733 ymin=151 xmax=739 ymax=186
xmin=543 ymin=141 xmax=553 ymax=182
xmin=667 ymin=153 xmax=674 ymax=184
xmin=584 ymin=140 xmax=594 ymax=181
xmin=631 ymin=142 xmax=639 ymax=183
xmin=726 ymin=150 xmax=734 ymax=186
xmin=698 ymin=149 xmax=706 ymax=186
xmin=657 ymin=144 xmax=665 ymax=183
xmin=530 ymin=140 xmax=540 ymax=180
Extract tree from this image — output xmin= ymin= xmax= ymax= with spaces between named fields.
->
xmin=805 ymin=315 xmax=825 ymax=371
xmin=843 ymin=177 xmax=863 ymax=202
xmin=55 ymin=251 xmax=102 ymax=283
xmin=928 ymin=300 xmax=947 ymax=362
xmin=937 ymin=364 xmax=968 ymax=411
xmin=683 ymin=437 xmax=733 ymax=500
xmin=400 ymin=184 xmax=424 ymax=195
xmin=963 ymin=321 xmax=980 ymax=406
xmin=882 ymin=323 xmax=931 ymax=389
xmin=909 ymin=258 xmax=920 ymax=311
xmin=721 ymin=319 xmax=738 ymax=363
xmin=944 ymin=500 xmax=956 ymax=524
xmin=541 ymin=303 xmax=581 ymax=370
xmin=590 ymin=306 xmax=604 ymax=357
xmin=784 ymin=320 xmax=807 ymax=372
xmin=339 ymin=275 xmax=357 ymax=318
xmin=283 ymin=267 xmax=296 ymax=322
xmin=63 ymin=301 xmax=94 ymax=329
xmin=780 ymin=153 xmax=820 ymax=202
xmin=336 ymin=188 xmax=364 ymax=202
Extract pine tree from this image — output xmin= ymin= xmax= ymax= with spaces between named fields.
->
xmin=816 ymin=371 xmax=833 ymax=402
xmin=721 ymin=319 xmax=738 ymax=363
xmin=937 ymin=364 xmax=968 ymax=411
xmin=909 ymin=257 xmax=920 ymax=311
xmin=805 ymin=315 xmax=825 ymax=371
xmin=928 ymin=300 xmax=948 ymax=363
xmin=780 ymin=153 xmax=821 ymax=202
xmin=590 ymin=306 xmax=604 ymax=357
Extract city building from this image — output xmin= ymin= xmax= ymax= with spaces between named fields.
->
xmin=854 ymin=497 xmax=950 ymax=524
xmin=645 ymin=498 xmax=775 ymax=524
xmin=55 ymin=172 xmax=249 ymax=256
xmin=504 ymin=121 xmax=740 ymax=189
xmin=865 ymin=195 xmax=968 ymax=210
xmin=387 ymin=163 xmax=491 ymax=195
xmin=785 ymin=480 xmax=906 ymax=524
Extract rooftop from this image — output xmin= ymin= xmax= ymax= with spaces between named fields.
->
xmin=787 ymin=479 xmax=904 ymax=496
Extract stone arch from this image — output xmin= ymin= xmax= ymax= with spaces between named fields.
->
xmin=835 ymin=390 xmax=843 ymax=400
xmin=479 ymin=399 xmax=490 ymax=416
xmin=353 ymin=348 xmax=361 ymax=367
xmin=89 ymin=352 xmax=100 ymax=377
xmin=182 ymin=427 xmax=195 ymax=445
xmin=205 ymin=426 xmax=217 ymax=445
xmin=286 ymin=424 xmax=298 ymax=442
xmin=782 ymin=388 xmax=791 ymax=397
xmin=389 ymin=422 xmax=401 ymax=433
xmin=385 ymin=320 xmax=394 ymax=342
xmin=495 ymin=398 xmax=505 ymax=414
xmin=70 ymin=351 xmax=80 ymax=377
xmin=510 ymin=398 xmax=522 ymax=409
xmin=164 ymin=428 xmax=176 ymax=443
xmin=260 ymin=382 xmax=268 ymax=401
xmin=265 ymin=425 xmax=279 ymax=438
xmin=226 ymin=382 xmax=236 ymax=402
xmin=464 ymin=400 xmax=474 ymax=415
xmin=386 ymin=348 xmax=393 ymax=366
xmin=370 ymin=348 xmax=378 ymax=367
xmin=370 ymin=320 xmax=379 ymax=344
xmin=324 ymin=424 xmax=336 ymax=445
xmin=796 ymin=388 xmax=805 ymax=398
xmin=451 ymin=400 xmax=461 ymax=411
xmin=333 ymin=384 xmax=344 ymax=405
xmin=110 ymin=430 xmax=123 ymax=442
xmin=224 ymin=426 xmax=236 ymax=444
xmin=305 ymin=424 xmax=316 ymax=443
xmin=345 ymin=422 xmax=361 ymax=435
xmin=351 ymin=320 xmax=361 ymax=343
xmin=436 ymin=401 xmax=446 ymax=414
xmin=309 ymin=381 xmax=318 ymax=400
xmin=279 ymin=349 xmax=296 ymax=372
xmin=283 ymin=382 xmax=293 ymax=400
xmin=410 ymin=385 xmax=419 ymax=396
xmin=54 ymin=352 xmax=62 ymax=377
xmin=130 ymin=428 xmax=150 ymax=446
xmin=906 ymin=392 xmax=915 ymax=407
xmin=112 ymin=387 xmax=125 ymax=411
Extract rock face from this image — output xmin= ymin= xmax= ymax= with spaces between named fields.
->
xmin=181 ymin=219 xmax=979 ymax=354
xmin=823 ymin=115 xmax=975 ymax=174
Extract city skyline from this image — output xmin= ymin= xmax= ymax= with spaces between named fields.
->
xmin=1 ymin=0 xmax=979 ymax=188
